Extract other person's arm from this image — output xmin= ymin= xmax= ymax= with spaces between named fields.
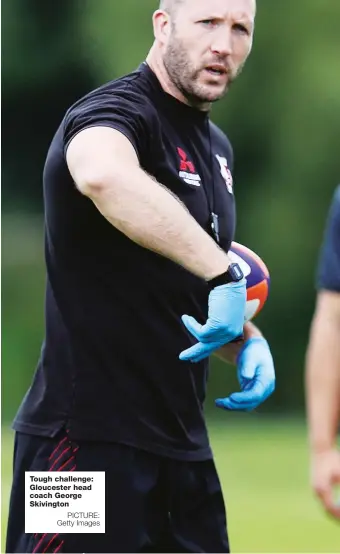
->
xmin=305 ymin=186 xmax=340 ymax=519
xmin=305 ymin=291 xmax=340 ymax=519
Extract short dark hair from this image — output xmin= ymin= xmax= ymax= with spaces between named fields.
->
xmin=159 ymin=0 xmax=184 ymax=15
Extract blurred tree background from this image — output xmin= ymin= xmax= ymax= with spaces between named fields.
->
xmin=3 ymin=0 xmax=340 ymax=421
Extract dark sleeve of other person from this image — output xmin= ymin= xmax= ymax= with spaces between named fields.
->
xmin=316 ymin=185 xmax=340 ymax=292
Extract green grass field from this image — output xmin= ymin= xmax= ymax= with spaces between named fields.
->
xmin=1 ymin=418 xmax=339 ymax=553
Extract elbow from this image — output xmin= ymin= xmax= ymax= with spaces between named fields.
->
xmin=74 ymin=170 xmax=116 ymax=199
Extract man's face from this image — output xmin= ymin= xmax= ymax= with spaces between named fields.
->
xmin=162 ymin=0 xmax=255 ymax=106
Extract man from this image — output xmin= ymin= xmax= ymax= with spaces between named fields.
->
xmin=305 ymin=185 xmax=340 ymax=521
xmin=6 ymin=0 xmax=275 ymax=552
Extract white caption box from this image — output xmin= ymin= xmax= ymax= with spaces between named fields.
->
xmin=25 ymin=472 xmax=105 ymax=533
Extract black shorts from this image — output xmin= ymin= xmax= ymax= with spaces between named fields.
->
xmin=6 ymin=429 xmax=230 ymax=553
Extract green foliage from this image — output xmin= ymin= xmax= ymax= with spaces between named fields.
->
xmin=1 ymin=217 xmax=45 ymax=420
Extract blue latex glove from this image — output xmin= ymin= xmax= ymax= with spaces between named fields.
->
xmin=215 ymin=337 xmax=275 ymax=411
xmin=179 ymin=279 xmax=247 ymax=363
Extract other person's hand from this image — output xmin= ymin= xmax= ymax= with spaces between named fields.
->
xmin=311 ymin=448 xmax=340 ymax=520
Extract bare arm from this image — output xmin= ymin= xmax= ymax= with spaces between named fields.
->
xmin=215 ymin=320 xmax=263 ymax=365
xmin=305 ymin=290 xmax=340 ymax=452
xmin=305 ymin=290 xmax=340 ymax=519
xmin=66 ymin=126 xmax=231 ymax=281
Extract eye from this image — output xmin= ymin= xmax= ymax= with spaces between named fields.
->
xmin=200 ymin=19 xmax=216 ymax=27
xmin=233 ymin=23 xmax=249 ymax=34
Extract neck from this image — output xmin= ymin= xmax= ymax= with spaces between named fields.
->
xmin=145 ymin=44 xmax=211 ymax=112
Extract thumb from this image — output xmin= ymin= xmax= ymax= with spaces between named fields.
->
xmin=238 ymin=357 xmax=257 ymax=381
xmin=181 ymin=315 xmax=202 ymax=340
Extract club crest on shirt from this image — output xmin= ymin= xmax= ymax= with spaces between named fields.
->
xmin=177 ymin=147 xmax=202 ymax=187
xmin=215 ymin=154 xmax=233 ymax=194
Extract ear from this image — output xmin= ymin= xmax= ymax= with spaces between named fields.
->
xmin=152 ymin=10 xmax=171 ymax=44
xmin=246 ymin=35 xmax=254 ymax=58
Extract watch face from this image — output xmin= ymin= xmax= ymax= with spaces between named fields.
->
xmin=230 ymin=263 xmax=244 ymax=281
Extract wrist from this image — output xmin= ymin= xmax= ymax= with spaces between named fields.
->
xmin=235 ymin=335 xmax=268 ymax=366
xmin=310 ymin=440 xmax=336 ymax=455
xmin=243 ymin=321 xmax=263 ymax=341
xmin=203 ymin=252 xmax=231 ymax=282
xmin=207 ymin=263 xmax=244 ymax=290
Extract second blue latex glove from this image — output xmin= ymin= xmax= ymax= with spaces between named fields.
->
xmin=179 ymin=279 xmax=247 ymax=363
xmin=215 ymin=337 xmax=276 ymax=411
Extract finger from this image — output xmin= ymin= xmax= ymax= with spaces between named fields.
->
xmin=238 ymin=361 xmax=257 ymax=381
xmin=179 ymin=341 xmax=210 ymax=362
xmin=328 ymin=504 xmax=340 ymax=519
xmin=181 ymin=315 xmax=203 ymax=340
xmin=316 ymin=487 xmax=340 ymax=519
xmin=196 ymin=319 xmax=236 ymax=342
xmin=185 ymin=317 xmax=242 ymax=344
xmin=215 ymin=397 xmax=255 ymax=412
xmin=189 ymin=341 xmax=221 ymax=363
xmin=333 ymin=468 xmax=340 ymax=485
xmin=229 ymin=380 xmax=269 ymax=404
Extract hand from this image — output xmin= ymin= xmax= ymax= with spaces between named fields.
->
xmin=179 ymin=280 xmax=247 ymax=363
xmin=311 ymin=448 xmax=340 ymax=520
xmin=215 ymin=337 xmax=275 ymax=411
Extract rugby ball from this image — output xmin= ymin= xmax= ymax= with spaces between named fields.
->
xmin=229 ymin=241 xmax=270 ymax=321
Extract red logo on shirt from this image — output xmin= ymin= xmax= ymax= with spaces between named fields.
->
xmin=177 ymin=148 xmax=196 ymax=174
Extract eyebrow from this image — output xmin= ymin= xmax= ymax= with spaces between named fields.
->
xmin=195 ymin=12 xmax=254 ymax=24
xmin=237 ymin=17 xmax=254 ymax=28
xmin=236 ymin=12 xmax=254 ymax=21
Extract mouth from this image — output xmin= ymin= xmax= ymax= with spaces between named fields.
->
xmin=204 ymin=64 xmax=228 ymax=77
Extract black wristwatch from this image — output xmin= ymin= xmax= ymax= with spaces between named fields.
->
xmin=207 ymin=263 xmax=244 ymax=290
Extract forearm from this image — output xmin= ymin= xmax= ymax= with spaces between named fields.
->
xmin=215 ymin=320 xmax=263 ymax=364
xmin=305 ymin=296 xmax=340 ymax=452
xmin=85 ymin=167 xmax=231 ymax=281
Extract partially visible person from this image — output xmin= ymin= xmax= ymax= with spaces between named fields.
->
xmin=305 ymin=185 xmax=340 ymax=520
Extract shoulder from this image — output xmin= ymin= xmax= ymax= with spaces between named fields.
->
xmin=209 ymin=121 xmax=233 ymax=157
xmin=209 ymin=120 xmax=234 ymax=170
xmin=316 ymin=185 xmax=340 ymax=292
xmin=64 ymin=66 xmax=158 ymax=125
xmin=321 ymin=185 xmax=340 ymax=247
xmin=209 ymin=121 xmax=233 ymax=150
xmin=328 ymin=185 xmax=340 ymax=220
xmin=62 ymin=66 xmax=161 ymax=160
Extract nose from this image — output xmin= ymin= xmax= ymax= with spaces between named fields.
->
xmin=210 ymin=27 xmax=233 ymax=57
